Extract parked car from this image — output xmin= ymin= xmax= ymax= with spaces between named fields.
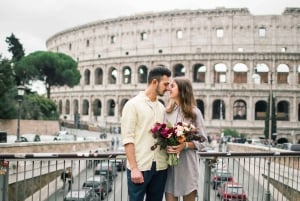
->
xmin=64 ymin=189 xmax=100 ymax=201
xmin=82 ymin=175 xmax=111 ymax=200
xmin=54 ymin=130 xmax=76 ymax=141
xmin=110 ymin=159 xmax=126 ymax=171
xmin=281 ymin=143 xmax=300 ymax=151
xmin=217 ymin=181 xmax=247 ymax=201
xmin=94 ymin=161 xmax=117 ymax=184
xmin=211 ymin=169 xmax=233 ymax=189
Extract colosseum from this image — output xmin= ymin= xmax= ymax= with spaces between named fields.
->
xmin=46 ymin=7 xmax=300 ymax=143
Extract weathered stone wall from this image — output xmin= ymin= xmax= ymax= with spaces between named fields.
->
xmin=0 ymin=119 xmax=60 ymax=135
xmin=0 ymin=140 xmax=109 ymax=153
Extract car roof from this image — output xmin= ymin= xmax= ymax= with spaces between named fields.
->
xmin=224 ymin=181 xmax=243 ymax=187
xmin=86 ymin=175 xmax=106 ymax=181
xmin=65 ymin=189 xmax=90 ymax=198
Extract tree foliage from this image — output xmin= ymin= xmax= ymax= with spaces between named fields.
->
xmin=5 ymin=33 xmax=25 ymax=62
xmin=22 ymin=94 xmax=59 ymax=120
xmin=264 ymin=94 xmax=277 ymax=141
xmin=223 ymin=128 xmax=239 ymax=137
xmin=0 ymin=56 xmax=18 ymax=119
xmin=14 ymin=51 xmax=81 ymax=98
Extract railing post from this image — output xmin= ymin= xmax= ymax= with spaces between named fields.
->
xmin=203 ymin=158 xmax=212 ymax=201
xmin=0 ymin=160 xmax=9 ymax=201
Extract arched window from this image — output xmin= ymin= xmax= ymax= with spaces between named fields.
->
xmin=107 ymin=99 xmax=115 ymax=116
xmin=176 ymin=30 xmax=183 ymax=39
xmin=173 ymin=64 xmax=185 ymax=77
xmin=254 ymin=63 xmax=269 ymax=84
xmin=108 ymin=67 xmax=117 ymax=84
xmin=138 ymin=65 xmax=148 ymax=83
xmin=214 ymin=63 xmax=227 ymax=83
xmin=233 ymin=100 xmax=246 ymax=120
xmin=255 ymin=100 xmax=267 ymax=120
xmin=196 ymin=99 xmax=205 ymax=119
xmin=93 ymin=99 xmax=101 ymax=116
xmin=212 ymin=99 xmax=225 ymax=120
xmin=123 ymin=66 xmax=131 ymax=84
xmin=65 ymin=99 xmax=70 ymax=114
xmin=84 ymin=69 xmax=91 ymax=85
xmin=277 ymin=64 xmax=289 ymax=84
xmin=120 ymin=99 xmax=129 ymax=116
xmin=140 ymin=32 xmax=148 ymax=41
xmin=82 ymin=99 xmax=89 ymax=115
xmin=73 ymin=100 xmax=79 ymax=114
xmin=193 ymin=64 xmax=206 ymax=83
xmin=277 ymin=101 xmax=289 ymax=121
xmin=233 ymin=63 xmax=248 ymax=83
xmin=95 ymin=68 xmax=103 ymax=85
xmin=58 ymin=100 xmax=62 ymax=114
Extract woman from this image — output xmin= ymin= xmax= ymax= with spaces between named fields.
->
xmin=164 ymin=77 xmax=207 ymax=201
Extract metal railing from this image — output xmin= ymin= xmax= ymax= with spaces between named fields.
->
xmin=1 ymin=151 xmax=299 ymax=201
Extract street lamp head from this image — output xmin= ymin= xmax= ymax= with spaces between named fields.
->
xmin=17 ymin=85 xmax=25 ymax=97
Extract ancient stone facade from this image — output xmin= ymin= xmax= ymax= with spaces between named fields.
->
xmin=46 ymin=7 xmax=300 ymax=142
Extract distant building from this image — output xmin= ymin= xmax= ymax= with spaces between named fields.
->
xmin=47 ymin=7 xmax=300 ymax=143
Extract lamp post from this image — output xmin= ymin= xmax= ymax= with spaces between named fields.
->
xmin=265 ymin=71 xmax=273 ymax=201
xmin=16 ymin=85 xmax=25 ymax=142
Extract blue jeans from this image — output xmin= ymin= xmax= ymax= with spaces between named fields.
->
xmin=127 ymin=162 xmax=167 ymax=201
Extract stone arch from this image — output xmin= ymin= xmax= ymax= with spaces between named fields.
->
xmin=214 ymin=63 xmax=227 ymax=83
xmin=212 ymin=99 xmax=225 ymax=120
xmin=82 ymin=99 xmax=89 ymax=115
xmin=107 ymin=99 xmax=115 ymax=116
xmin=173 ymin=63 xmax=185 ymax=77
xmin=93 ymin=99 xmax=101 ymax=116
xmin=277 ymin=100 xmax=289 ymax=121
xmin=108 ymin=67 xmax=117 ymax=84
xmin=277 ymin=64 xmax=289 ymax=84
xmin=233 ymin=63 xmax=248 ymax=83
xmin=65 ymin=99 xmax=70 ymax=114
xmin=196 ymin=99 xmax=205 ymax=119
xmin=233 ymin=99 xmax=247 ymax=120
xmin=58 ymin=100 xmax=62 ymax=114
xmin=193 ymin=64 xmax=206 ymax=83
xmin=254 ymin=63 xmax=269 ymax=84
xmin=95 ymin=67 xmax=103 ymax=85
xmin=122 ymin=66 xmax=132 ymax=84
xmin=84 ymin=69 xmax=91 ymax=85
xmin=138 ymin=65 xmax=148 ymax=83
xmin=73 ymin=99 xmax=79 ymax=114
xmin=120 ymin=98 xmax=129 ymax=116
xmin=255 ymin=100 xmax=267 ymax=120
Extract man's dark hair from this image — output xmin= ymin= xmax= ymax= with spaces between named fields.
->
xmin=148 ymin=66 xmax=171 ymax=84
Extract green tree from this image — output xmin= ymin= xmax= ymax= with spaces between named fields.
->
xmin=22 ymin=94 xmax=59 ymax=120
xmin=14 ymin=51 xmax=81 ymax=98
xmin=5 ymin=33 xmax=25 ymax=61
xmin=0 ymin=56 xmax=18 ymax=119
xmin=223 ymin=128 xmax=239 ymax=138
xmin=264 ymin=94 xmax=277 ymax=141
xmin=5 ymin=33 xmax=25 ymax=85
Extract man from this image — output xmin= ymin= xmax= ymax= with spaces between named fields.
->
xmin=121 ymin=66 xmax=171 ymax=201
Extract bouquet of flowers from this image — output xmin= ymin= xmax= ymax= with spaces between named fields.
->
xmin=150 ymin=121 xmax=204 ymax=166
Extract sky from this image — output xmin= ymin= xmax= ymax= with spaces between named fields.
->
xmin=1 ymin=0 xmax=300 ymax=59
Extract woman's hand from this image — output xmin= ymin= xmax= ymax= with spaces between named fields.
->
xmin=166 ymin=143 xmax=185 ymax=154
